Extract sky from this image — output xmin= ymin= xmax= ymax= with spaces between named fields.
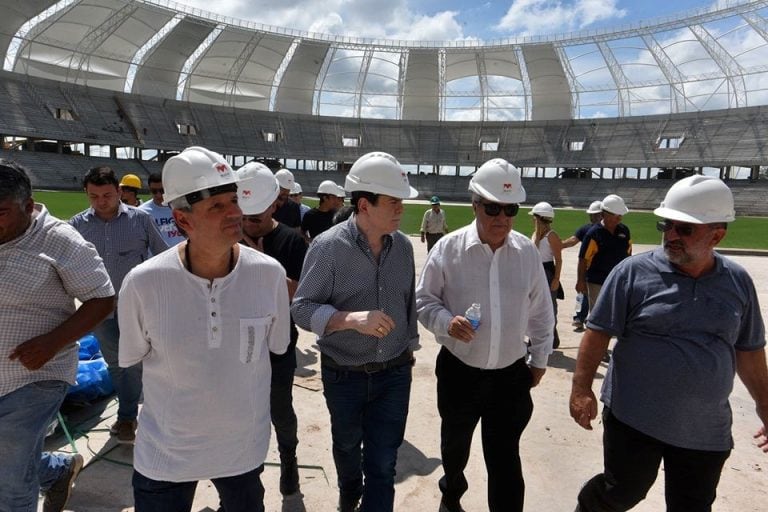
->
xmin=173 ymin=0 xmax=728 ymax=42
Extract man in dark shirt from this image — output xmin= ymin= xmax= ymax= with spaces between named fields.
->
xmin=272 ymin=168 xmax=302 ymax=230
xmin=237 ymin=162 xmax=307 ymax=496
xmin=301 ymin=180 xmax=345 ymax=241
xmin=576 ymin=194 xmax=632 ymax=309
xmin=562 ymin=201 xmax=602 ymax=330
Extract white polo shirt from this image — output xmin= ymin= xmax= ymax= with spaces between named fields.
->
xmin=118 ymin=246 xmax=289 ymax=482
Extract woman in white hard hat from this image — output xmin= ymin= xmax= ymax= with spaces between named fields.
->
xmin=529 ymin=202 xmax=563 ymax=349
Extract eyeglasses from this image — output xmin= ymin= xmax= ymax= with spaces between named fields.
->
xmin=242 ymin=215 xmax=262 ymax=222
xmin=475 ymin=201 xmax=519 ymax=217
xmin=656 ymin=219 xmax=695 ymax=237
xmin=149 ymin=188 xmax=164 ymax=195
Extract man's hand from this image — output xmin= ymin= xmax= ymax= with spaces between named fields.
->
xmin=420 ymin=234 xmax=425 ymax=243
xmin=344 ymin=310 xmax=396 ymax=338
xmin=529 ymin=366 xmax=546 ymax=387
xmin=9 ymin=334 xmax=61 ymax=370
xmin=447 ymin=316 xmax=475 ymax=343
xmin=755 ymin=425 xmax=768 ymax=453
xmin=570 ymin=385 xmax=599 ymax=430
xmin=575 ymin=279 xmax=587 ymax=294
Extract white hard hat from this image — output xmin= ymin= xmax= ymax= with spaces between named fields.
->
xmin=654 ymin=175 xmax=735 ymax=224
xmin=235 ymin=162 xmax=280 ymax=215
xmin=601 ymin=194 xmax=629 ymax=215
xmin=317 ymin=180 xmax=346 ymax=197
xmin=529 ymin=201 xmax=555 ymax=219
xmin=162 ymin=146 xmax=237 ymax=206
xmin=290 ymin=182 xmax=302 ymax=195
xmin=345 ymin=152 xmax=418 ymax=199
xmin=469 ymin=158 xmax=526 ymax=203
xmin=586 ymin=201 xmax=603 ymax=214
xmin=274 ymin=168 xmax=294 ymax=190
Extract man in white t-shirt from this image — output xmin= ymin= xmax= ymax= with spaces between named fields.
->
xmin=118 ymin=146 xmax=290 ymax=512
xmin=138 ymin=172 xmax=186 ymax=247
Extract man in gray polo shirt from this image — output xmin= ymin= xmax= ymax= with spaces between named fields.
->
xmin=570 ymin=175 xmax=768 ymax=511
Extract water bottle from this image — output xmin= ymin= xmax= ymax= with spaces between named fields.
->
xmin=465 ymin=303 xmax=481 ymax=330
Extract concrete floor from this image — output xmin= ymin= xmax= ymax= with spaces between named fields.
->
xmin=46 ymin=232 xmax=768 ymax=512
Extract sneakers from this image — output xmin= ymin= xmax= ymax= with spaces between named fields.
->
xmin=43 ymin=453 xmax=84 ymax=512
xmin=109 ymin=419 xmax=137 ymax=444
xmin=572 ymin=320 xmax=585 ymax=331
xmin=337 ymin=495 xmax=360 ymax=512
xmin=279 ymin=457 xmax=300 ymax=496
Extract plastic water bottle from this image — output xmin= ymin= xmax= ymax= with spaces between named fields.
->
xmin=575 ymin=293 xmax=584 ymax=315
xmin=465 ymin=303 xmax=481 ymax=330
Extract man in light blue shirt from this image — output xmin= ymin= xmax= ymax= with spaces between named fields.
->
xmin=70 ymin=166 xmax=167 ymax=444
xmin=139 ymin=172 xmax=186 ymax=247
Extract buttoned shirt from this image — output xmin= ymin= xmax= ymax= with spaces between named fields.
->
xmin=118 ymin=246 xmax=290 ymax=481
xmin=69 ymin=202 xmax=168 ymax=294
xmin=420 ymin=208 xmax=447 ymax=234
xmin=291 ymin=216 xmax=419 ymax=365
xmin=1 ymin=204 xmax=114 ymax=397
xmin=416 ymin=221 xmax=554 ymax=369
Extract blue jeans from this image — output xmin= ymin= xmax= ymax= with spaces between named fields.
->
xmin=132 ymin=465 xmax=265 ymax=512
xmin=322 ymin=361 xmax=412 ymax=512
xmin=94 ymin=318 xmax=142 ymax=420
xmin=0 ymin=380 xmax=74 ymax=512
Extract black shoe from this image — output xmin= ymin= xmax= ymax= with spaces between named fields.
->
xmin=438 ymin=499 xmax=466 ymax=512
xmin=280 ymin=457 xmax=300 ymax=496
xmin=338 ymin=495 xmax=360 ymax=512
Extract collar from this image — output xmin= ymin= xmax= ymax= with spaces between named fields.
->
xmin=464 ymin=220 xmax=524 ymax=251
xmin=86 ymin=201 xmax=129 ymax=221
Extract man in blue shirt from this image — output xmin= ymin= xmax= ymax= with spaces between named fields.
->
xmin=292 ymin=152 xmax=420 ymax=512
xmin=139 ymin=172 xmax=186 ymax=247
xmin=562 ymin=201 xmax=602 ymax=330
xmin=570 ymin=176 xmax=768 ymax=511
xmin=70 ymin=166 xmax=167 ymax=444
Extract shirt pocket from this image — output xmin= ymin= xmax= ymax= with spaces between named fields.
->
xmin=239 ymin=317 xmax=273 ymax=364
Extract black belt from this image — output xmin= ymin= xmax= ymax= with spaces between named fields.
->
xmin=322 ymin=350 xmax=414 ymax=374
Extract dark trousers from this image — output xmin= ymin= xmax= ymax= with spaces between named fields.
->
xmin=577 ymin=408 xmax=730 ymax=512
xmin=322 ymin=361 xmax=412 ymax=512
xmin=425 ymin=232 xmax=443 ymax=252
xmin=435 ymin=348 xmax=534 ymax=512
xmin=270 ymin=355 xmax=299 ymax=461
xmin=132 ymin=465 xmax=265 ymax=512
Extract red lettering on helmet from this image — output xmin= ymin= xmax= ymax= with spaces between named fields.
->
xmin=242 ymin=189 xmax=252 ymax=197
xmin=215 ymin=163 xmax=229 ymax=173
xmin=503 ymin=183 xmax=512 ymax=190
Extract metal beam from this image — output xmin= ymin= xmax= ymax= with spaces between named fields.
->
xmin=224 ymin=33 xmax=264 ymax=106
xmin=596 ymin=41 xmax=631 ymax=116
xmin=354 ymin=48 xmax=373 ymax=118
xmin=689 ymin=24 xmax=747 ymax=107
xmin=641 ymin=33 xmax=688 ymax=113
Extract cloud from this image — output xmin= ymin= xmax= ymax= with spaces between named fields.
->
xmin=175 ymin=0 xmax=465 ymax=41
xmin=496 ymin=0 xmax=626 ymax=35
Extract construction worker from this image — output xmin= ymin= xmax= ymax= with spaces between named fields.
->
xmin=119 ymin=174 xmax=143 ymax=207
xmin=571 ymin=175 xmax=768 ymax=511
xmin=292 ymin=151 xmax=420 ymax=512
xmin=118 ymin=147 xmax=290 ymax=512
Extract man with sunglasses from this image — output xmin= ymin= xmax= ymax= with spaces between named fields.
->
xmin=416 ymin=158 xmax=555 ymax=512
xmin=570 ymin=175 xmax=767 ymax=512
xmin=139 ymin=173 xmax=186 ymax=247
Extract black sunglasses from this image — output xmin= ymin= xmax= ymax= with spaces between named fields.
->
xmin=656 ymin=219 xmax=695 ymax=237
xmin=150 ymin=187 xmax=164 ymax=195
xmin=476 ymin=201 xmax=519 ymax=217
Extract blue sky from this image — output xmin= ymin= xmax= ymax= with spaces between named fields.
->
xmin=176 ymin=0 xmax=722 ymax=41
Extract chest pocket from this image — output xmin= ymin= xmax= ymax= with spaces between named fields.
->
xmin=239 ymin=317 xmax=273 ymax=364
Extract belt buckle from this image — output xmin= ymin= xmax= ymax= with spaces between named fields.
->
xmin=363 ymin=361 xmax=382 ymax=374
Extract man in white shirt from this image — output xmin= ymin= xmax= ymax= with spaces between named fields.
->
xmin=138 ymin=172 xmax=186 ymax=247
xmin=118 ymin=146 xmax=290 ymax=512
xmin=416 ymin=158 xmax=554 ymax=512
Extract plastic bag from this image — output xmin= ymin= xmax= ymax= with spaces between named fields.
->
xmin=67 ymin=357 xmax=114 ymax=401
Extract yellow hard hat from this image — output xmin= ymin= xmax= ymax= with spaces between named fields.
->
xmin=119 ymin=174 xmax=142 ymax=189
